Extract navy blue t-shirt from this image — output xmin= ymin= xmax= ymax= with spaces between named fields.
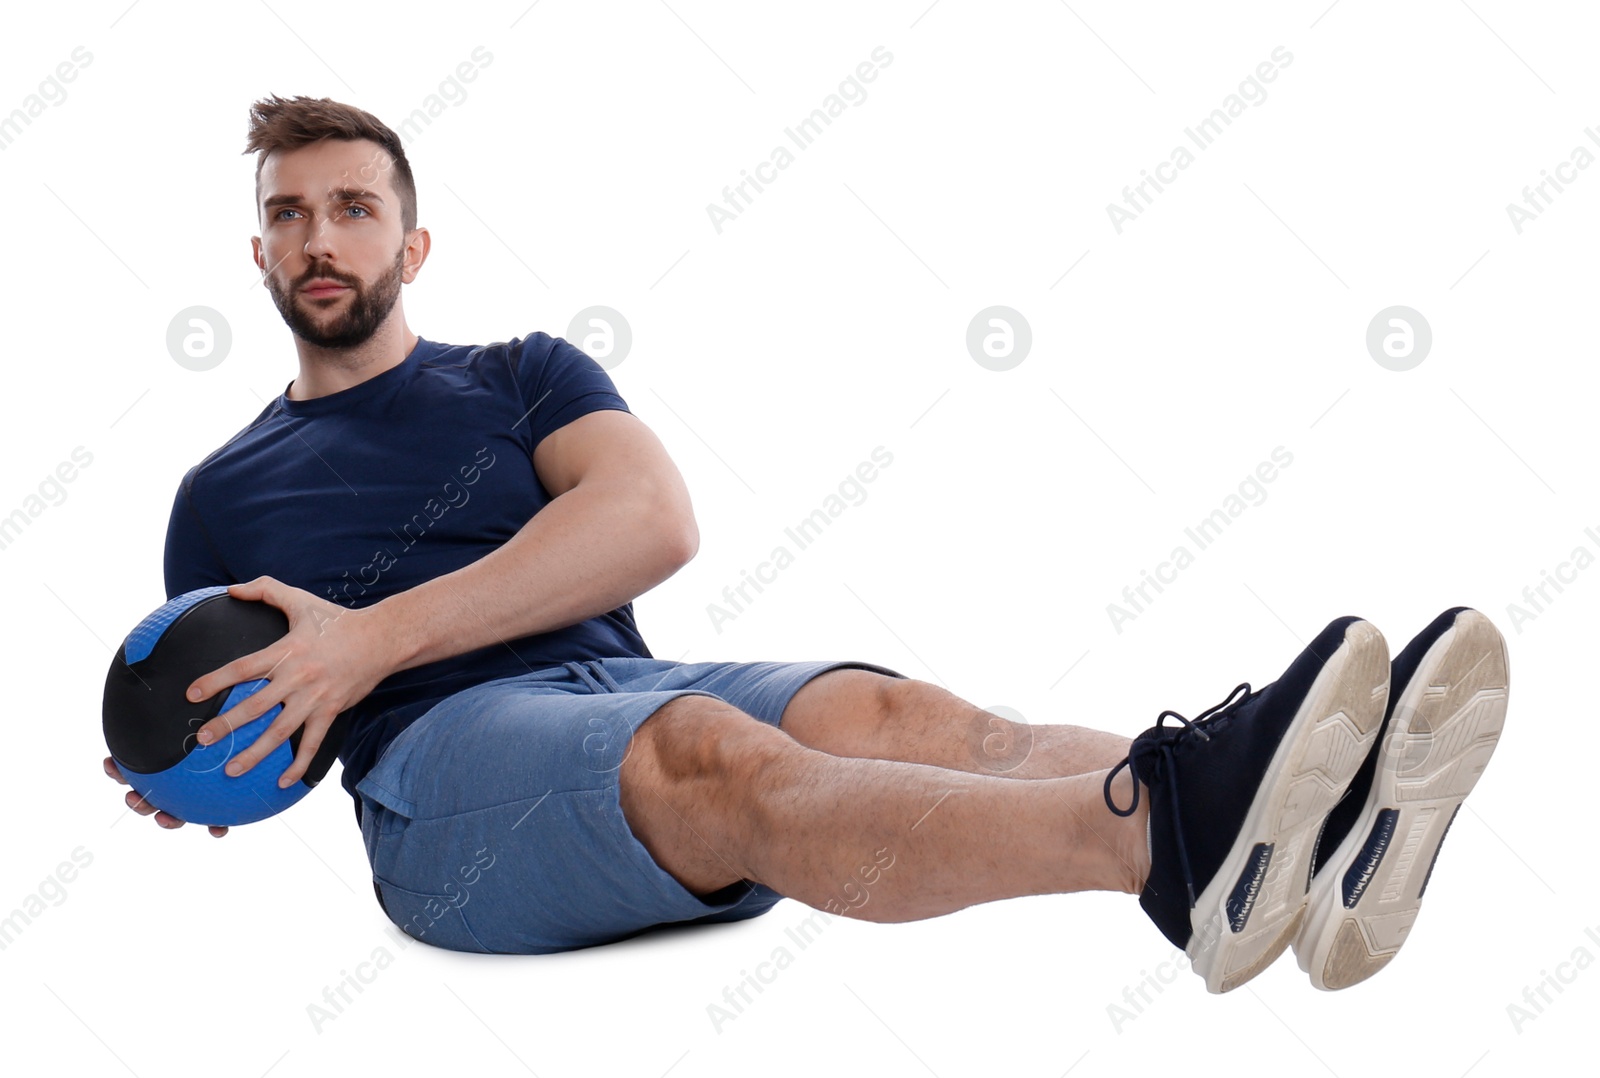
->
xmin=162 ymin=332 xmax=654 ymax=826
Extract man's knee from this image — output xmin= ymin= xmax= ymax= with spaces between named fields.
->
xmin=626 ymin=694 xmax=784 ymax=788
xmin=617 ymin=695 xmax=791 ymax=893
xmin=788 ymin=672 xmax=1024 ymax=771
xmin=781 ymin=668 xmax=905 ymax=755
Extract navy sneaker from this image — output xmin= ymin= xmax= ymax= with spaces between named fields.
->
xmin=1104 ymin=616 xmax=1390 ymax=994
xmin=1294 ymin=607 xmax=1509 ymax=990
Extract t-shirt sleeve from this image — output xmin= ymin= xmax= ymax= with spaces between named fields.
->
xmin=162 ymin=468 xmax=234 ymax=600
xmin=512 ymin=332 xmax=632 ymax=457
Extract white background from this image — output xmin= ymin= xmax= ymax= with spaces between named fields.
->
xmin=3 ymin=0 xmax=1592 ymax=1074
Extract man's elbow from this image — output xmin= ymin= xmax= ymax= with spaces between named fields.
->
xmin=644 ymin=488 xmax=698 ymax=566
xmin=672 ymin=511 xmax=699 ymax=565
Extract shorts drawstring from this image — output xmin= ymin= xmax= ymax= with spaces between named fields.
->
xmin=561 ymin=660 xmax=621 ymax=694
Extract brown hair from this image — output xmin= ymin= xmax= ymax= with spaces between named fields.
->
xmin=243 ymin=94 xmax=417 ymax=233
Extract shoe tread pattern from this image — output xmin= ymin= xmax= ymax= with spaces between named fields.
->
xmin=1300 ymin=610 xmax=1508 ymax=991
xmin=1193 ymin=620 xmax=1390 ymax=994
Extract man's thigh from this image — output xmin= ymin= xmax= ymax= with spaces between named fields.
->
xmin=596 ymin=656 xmax=909 ymax=744
xmin=356 ymin=681 xmax=781 ymax=955
xmin=355 ymin=658 xmax=909 ymax=954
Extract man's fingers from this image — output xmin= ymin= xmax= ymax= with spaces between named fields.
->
xmin=186 ymin=650 xmax=263 ymax=710
xmin=124 ymin=790 xmax=184 ymax=828
xmin=188 ymin=577 xmax=293 ymax=706
xmin=125 ymin=791 xmax=227 ymax=834
xmin=104 ymin=756 xmax=128 ymax=785
xmin=278 ymin=726 xmax=327 ymax=789
xmin=226 ymin=575 xmax=274 ymax=602
xmin=195 ymin=666 xmax=290 ymax=748
xmin=219 ymin=705 xmax=301 ymax=778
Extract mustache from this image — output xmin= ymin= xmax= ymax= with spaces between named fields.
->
xmin=299 ymin=268 xmax=356 ymax=288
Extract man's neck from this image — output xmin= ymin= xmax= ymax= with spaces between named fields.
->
xmin=288 ymin=327 xmax=419 ymax=401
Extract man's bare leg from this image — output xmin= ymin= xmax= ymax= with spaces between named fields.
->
xmin=617 ymin=694 xmax=1150 ymax=923
xmin=780 ymin=669 xmax=1134 ymax=780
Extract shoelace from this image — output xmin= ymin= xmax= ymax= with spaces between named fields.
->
xmin=1103 ymin=682 xmax=1253 ymax=908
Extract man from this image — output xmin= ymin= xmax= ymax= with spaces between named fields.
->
xmin=104 ymin=94 xmax=1509 ymax=993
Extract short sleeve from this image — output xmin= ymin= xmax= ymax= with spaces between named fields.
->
xmin=513 ymin=333 xmax=632 ymax=456
xmin=162 ymin=468 xmax=234 ymax=600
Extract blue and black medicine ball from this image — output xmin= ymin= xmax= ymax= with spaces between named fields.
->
xmin=102 ymin=585 xmax=349 ymax=826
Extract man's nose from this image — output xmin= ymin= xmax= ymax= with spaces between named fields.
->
xmin=302 ymin=213 xmax=340 ymax=262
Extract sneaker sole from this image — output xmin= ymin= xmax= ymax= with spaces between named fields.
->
xmin=1294 ymin=609 xmax=1508 ymax=990
xmin=1187 ymin=619 xmax=1390 ymax=994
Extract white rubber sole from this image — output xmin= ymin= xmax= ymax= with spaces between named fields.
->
xmin=1187 ymin=619 xmax=1391 ymax=994
xmin=1294 ymin=609 xmax=1508 ymax=990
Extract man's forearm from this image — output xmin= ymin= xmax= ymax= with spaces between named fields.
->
xmin=370 ymin=479 xmax=695 ymax=674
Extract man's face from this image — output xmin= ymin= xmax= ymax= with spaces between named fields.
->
xmin=253 ymin=138 xmax=416 ymax=350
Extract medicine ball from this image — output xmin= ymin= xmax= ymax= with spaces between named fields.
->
xmin=103 ymin=585 xmax=349 ymax=826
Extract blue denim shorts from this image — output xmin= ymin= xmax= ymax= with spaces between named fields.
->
xmin=353 ymin=656 xmax=907 ymax=955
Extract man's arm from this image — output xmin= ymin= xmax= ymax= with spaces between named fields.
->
xmin=373 ymin=408 xmax=698 ymax=673
xmin=183 ymin=407 xmax=698 ymax=788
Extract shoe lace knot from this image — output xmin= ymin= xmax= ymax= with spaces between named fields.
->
xmin=1103 ymin=682 xmax=1253 ymax=908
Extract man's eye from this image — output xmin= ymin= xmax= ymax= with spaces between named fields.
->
xmin=272 ymin=206 xmax=367 ymax=220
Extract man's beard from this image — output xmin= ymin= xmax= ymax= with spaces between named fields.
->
xmin=267 ymin=245 xmax=405 ymax=350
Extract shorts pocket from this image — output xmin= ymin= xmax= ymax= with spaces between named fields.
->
xmin=374 ymin=874 xmax=492 ymax=954
xmin=358 ymin=796 xmax=410 ymax=885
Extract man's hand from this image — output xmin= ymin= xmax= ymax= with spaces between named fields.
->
xmin=186 ymin=576 xmax=397 ymax=789
xmin=104 ymin=755 xmax=229 ymax=837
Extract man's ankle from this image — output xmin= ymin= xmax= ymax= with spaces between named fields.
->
xmin=1127 ymin=792 xmax=1152 ymax=895
xmin=1090 ymin=769 xmax=1152 ymax=895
